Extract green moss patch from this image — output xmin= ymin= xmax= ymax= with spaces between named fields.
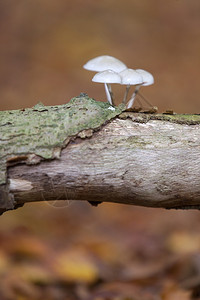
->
xmin=0 ymin=94 xmax=125 ymax=184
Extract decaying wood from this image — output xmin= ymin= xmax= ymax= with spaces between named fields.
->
xmin=1 ymin=95 xmax=200 ymax=214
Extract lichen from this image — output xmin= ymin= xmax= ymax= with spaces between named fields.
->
xmin=0 ymin=94 xmax=125 ymax=185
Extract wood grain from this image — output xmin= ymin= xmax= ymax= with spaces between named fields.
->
xmin=8 ymin=117 xmax=200 ymax=210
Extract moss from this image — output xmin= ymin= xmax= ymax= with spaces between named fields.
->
xmin=1 ymin=96 xmax=199 ymax=186
xmin=152 ymin=114 xmax=200 ymax=125
xmin=0 ymin=94 xmax=125 ymax=185
xmin=119 ymin=112 xmax=200 ymax=125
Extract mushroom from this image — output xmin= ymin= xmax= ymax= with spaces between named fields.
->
xmin=92 ymin=70 xmax=122 ymax=105
xmin=127 ymin=69 xmax=154 ymax=109
xmin=119 ymin=68 xmax=143 ymax=105
xmin=83 ymin=55 xmax=127 ymax=72
xmin=83 ymin=55 xmax=127 ymax=102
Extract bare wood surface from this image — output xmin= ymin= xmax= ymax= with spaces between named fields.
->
xmin=7 ymin=113 xmax=200 ymax=211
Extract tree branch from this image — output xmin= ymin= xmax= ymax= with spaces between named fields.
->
xmin=1 ymin=95 xmax=200 ymax=214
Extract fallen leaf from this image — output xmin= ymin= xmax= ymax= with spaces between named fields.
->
xmin=54 ymin=249 xmax=99 ymax=284
xmin=7 ymin=235 xmax=48 ymax=260
xmin=161 ymin=283 xmax=191 ymax=300
xmin=167 ymin=232 xmax=200 ymax=254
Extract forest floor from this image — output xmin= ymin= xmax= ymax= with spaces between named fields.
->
xmin=0 ymin=201 xmax=200 ymax=300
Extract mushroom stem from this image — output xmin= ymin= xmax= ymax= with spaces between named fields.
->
xmin=104 ymin=83 xmax=113 ymax=105
xmin=122 ymin=84 xmax=131 ymax=104
xmin=126 ymin=84 xmax=142 ymax=109
xmin=107 ymin=84 xmax=115 ymax=105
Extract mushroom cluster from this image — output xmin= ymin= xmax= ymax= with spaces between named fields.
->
xmin=83 ymin=55 xmax=154 ymax=109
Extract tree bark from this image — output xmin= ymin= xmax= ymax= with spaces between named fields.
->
xmin=1 ymin=95 xmax=200 ymax=214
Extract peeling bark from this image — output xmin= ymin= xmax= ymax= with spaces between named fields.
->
xmin=1 ymin=95 xmax=200 ymax=214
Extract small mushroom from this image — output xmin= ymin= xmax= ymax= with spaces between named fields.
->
xmin=83 ymin=55 xmax=127 ymax=102
xmin=119 ymin=68 xmax=143 ymax=105
xmin=92 ymin=70 xmax=121 ymax=105
xmin=83 ymin=55 xmax=127 ymax=72
xmin=127 ymin=69 xmax=154 ymax=109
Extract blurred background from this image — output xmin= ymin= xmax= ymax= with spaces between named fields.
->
xmin=1 ymin=1 xmax=200 ymax=299
xmin=1 ymin=0 xmax=200 ymax=113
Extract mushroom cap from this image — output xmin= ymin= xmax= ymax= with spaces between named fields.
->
xmin=119 ymin=68 xmax=143 ymax=85
xmin=92 ymin=70 xmax=122 ymax=84
xmin=135 ymin=69 xmax=154 ymax=86
xmin=83 ymin=55 xmax=127 ymax=72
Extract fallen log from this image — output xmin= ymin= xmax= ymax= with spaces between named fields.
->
xmin=1 ymin=94 xmax=200 ymax=214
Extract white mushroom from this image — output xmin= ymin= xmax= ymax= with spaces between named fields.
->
xmin=92 ymin=70 xmax=121 ymax=105
xmin=83 ymin=55 xmax=127 ymax=102
xmin=119 ymin=68 xmax=143 ymax=105
xmin=127 ymin=69 xmax=154 ymax=109
xmin=83 ymin=55 xmax=127 ymax=72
